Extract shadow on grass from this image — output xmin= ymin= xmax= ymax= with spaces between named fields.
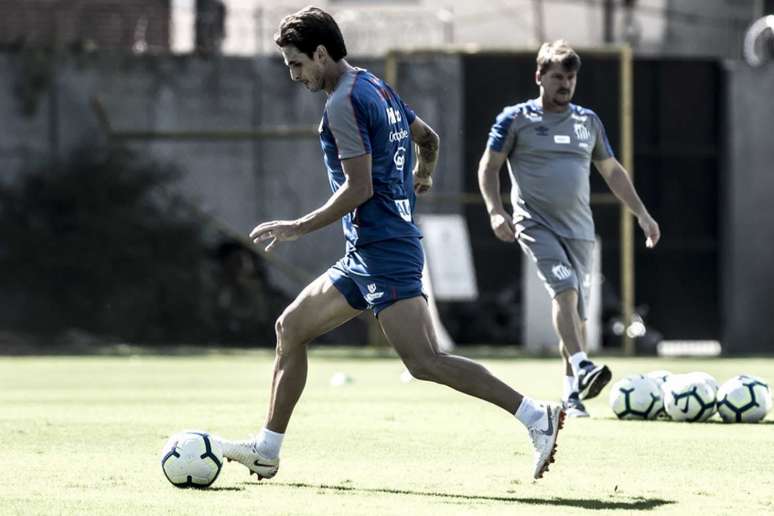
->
xmin=206 ymin=486 xmax=246 ymax=492
xmin=263 ymin=482 xmax=675 ymax=511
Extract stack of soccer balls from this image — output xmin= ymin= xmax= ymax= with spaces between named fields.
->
xmin=608 ymin=371 xmax=772 ymax=423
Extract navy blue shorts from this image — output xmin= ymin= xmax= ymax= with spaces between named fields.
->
xmin=327 ymin=237 xmax=425 ymax=316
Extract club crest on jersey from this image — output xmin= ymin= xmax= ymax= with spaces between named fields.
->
xmin=534 ymin=126 xmax=549 ymax=136
xmin=552 ymin=264 xmax=572 ymax=280
xmin=574 ymin=123 xmax=590 ymax=141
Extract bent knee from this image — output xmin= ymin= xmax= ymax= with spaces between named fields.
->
xmin=553 ymin=288 xmax=578 ymax=307
xmin=274 ymin=311 xmax=305 ymax=355
xmin=403 ymin=354 xmax=442 ymax=382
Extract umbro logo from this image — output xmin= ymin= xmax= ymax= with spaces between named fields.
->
xmin=535 ymin=126 xmax=549 ymax=136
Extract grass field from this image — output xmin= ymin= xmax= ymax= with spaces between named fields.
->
xmin=2 ymin=350 xmax=773 ymax=515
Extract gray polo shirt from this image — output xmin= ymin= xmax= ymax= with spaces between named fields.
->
xmin=487 ymin=99 xmax=613 ymax=242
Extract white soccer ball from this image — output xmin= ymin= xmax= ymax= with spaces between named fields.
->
xmin=686 ymin=371 xmax=719 ymax=396
xmin=646 ymin=369 xmax=672 ymax=388
xmin=608 ymin=374 xmax=663 ymax=420
xmin=662 ymin=375 xmax=717 ymax=422
xmin=716 ymin=374 xmax=772 ymax=423
xmin=645 ymin=370 xmax=673 ymax=419
xmin=161 ymin=431 xmax=223 ymax=488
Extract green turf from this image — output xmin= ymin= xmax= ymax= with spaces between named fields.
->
xmin=2 ymin=351 xmax=773 ymax=515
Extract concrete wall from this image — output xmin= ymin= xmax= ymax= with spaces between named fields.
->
xmin=0 ymin=50 xmax=464 ymax=296
xmin=0 ymin=0 xmax=170 ymax=51
xmin=723 ymin=60 xmax=774 ymax=353
xmin=664 ymin=0 xmax=757 ymax=58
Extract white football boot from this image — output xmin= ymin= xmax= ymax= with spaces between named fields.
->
xmin=214 ymin=437 xmax=280 ymax=480
xmin=527 ymin=404 xmax=565 ymax=479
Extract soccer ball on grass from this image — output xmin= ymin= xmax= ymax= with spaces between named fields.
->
xmin=716 ymin=375 xmax=772 ymax=423
xmin=686 ymin=371 xmax=719 ymax=395
xmin=645 ymin=369 xmax=672 ymax=388
xmin=608 ymin=374 xmax=663 ymax=420
xmin=662 ymin=374 xmax=717 ymax=422
xmin=161 ymin=431 xmax=223 ymax=488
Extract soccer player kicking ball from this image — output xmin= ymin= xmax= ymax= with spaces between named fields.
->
xmin=216 ymin=6 xmax=563 ymax=481
xmin=477 ymin=40 xmax=661 ymax=417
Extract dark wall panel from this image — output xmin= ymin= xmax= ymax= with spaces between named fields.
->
xmin=724 ymin=61 xmax=774 ymax=354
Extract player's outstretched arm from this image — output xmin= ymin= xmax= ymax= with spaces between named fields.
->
xmin=250 ymin=154 xmax=373 ymax=252
xmin=477 ymin=147 xmax=515 ymax=242
xmin=409 ymin=116 xmax=439 ymax=195
xmin=594 ymin=157 xmax=661 ymax=248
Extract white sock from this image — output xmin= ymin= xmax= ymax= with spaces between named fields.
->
xmin=514 ymin=397 xmax=545 ymax=428
xmin=256 ymin=427 xmax=284 ymax=459
xmin=563 ymin=376 xmax=577 ymax=401
xmin=568 ymin=351 xmax=589 ymax=377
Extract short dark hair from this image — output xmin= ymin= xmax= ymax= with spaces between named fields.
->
xmin=536 ymin=40 xmax=581 ymax=75
xmin=274 ymin=6 xmax=347 ymax=61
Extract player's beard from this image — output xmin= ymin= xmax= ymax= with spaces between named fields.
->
xmin=303 ymin=78 xmax=321 ymax=92
xmin=554 ymin=89 xmax=572 ymax=106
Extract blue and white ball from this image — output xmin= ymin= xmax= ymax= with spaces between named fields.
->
xmin=609 ymin=374 xmax=663 ymax=420
xmin=645 ymin=370 xmax=672 ymax=419
xmin=686 ymin=371 xmax=719 ymax=396
xmin=646 ymin=369 xmax=672 ymax=388
xmin=161 ymin=431 xmax=223 ymax=488
xmin=663 ymin=374 xmax=717 ymax=422
xmin=716 ymin=375 xmax=772 ymax=423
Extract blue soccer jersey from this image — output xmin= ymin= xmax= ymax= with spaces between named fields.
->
xmin=319 ymin=68 xmax=422 ymax=251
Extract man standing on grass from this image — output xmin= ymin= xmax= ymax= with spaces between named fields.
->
xmin=477 ymin=40 xmax=661 ymax=417
xmin=217 ymin=6 xmax=564 ymax=480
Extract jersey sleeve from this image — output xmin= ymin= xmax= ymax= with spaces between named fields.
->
xmin=590 ymin=112 xmax=614 ymax=161
xmin=486 ymin=108 xmax=518 ymax=154
xmin=327 ymin=89 xmax=371 ymax=160
xmin=400 ymin=97 xmax=417 ymax=125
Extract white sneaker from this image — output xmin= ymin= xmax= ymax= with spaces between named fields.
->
xmin=526 ymin=404 xmax=565 ymax=479
xmin=214 ymin=437 xmax=280 ymax=480
xmin=562 ymin=393 xmax=590 ymax=418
